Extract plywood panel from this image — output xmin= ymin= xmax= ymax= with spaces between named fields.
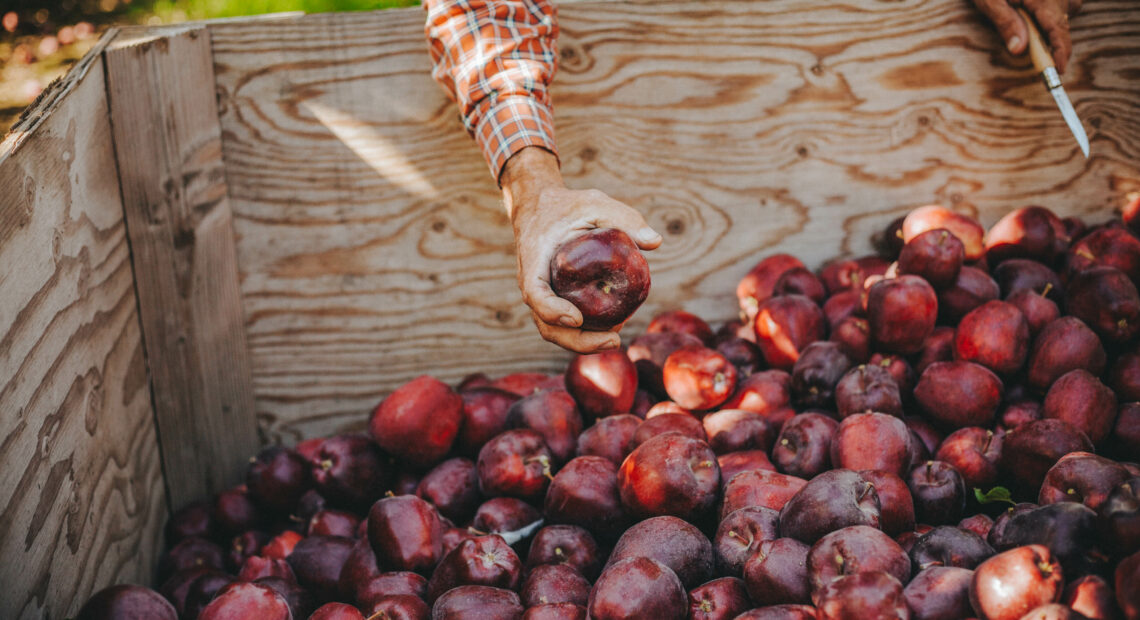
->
xmin=104 ymin=27 xmax=260 ymax=508
xmin=0 ymin=32 xmax=168 ymax=619
xmin=208 ymin=0 xmax=1140 ymax=442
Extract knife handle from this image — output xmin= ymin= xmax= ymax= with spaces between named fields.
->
xmin=1017 ymin=8 xmax=1055 ymax=73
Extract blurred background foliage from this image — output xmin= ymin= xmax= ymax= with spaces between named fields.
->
xmin=1 ymin=0 xmax=418 ymax=132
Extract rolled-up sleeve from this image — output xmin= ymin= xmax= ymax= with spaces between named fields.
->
xmin=425 ymin=0 xmax=559 ymax=181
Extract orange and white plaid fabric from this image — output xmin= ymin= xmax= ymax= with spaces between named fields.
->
xmin=425 ymin=0 xmax=560 ymax=182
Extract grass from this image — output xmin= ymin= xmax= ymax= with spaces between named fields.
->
xmin=137 ymin=0 xmax=418 ymax=23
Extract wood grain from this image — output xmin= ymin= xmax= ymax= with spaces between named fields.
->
xmin=104 ymin=27 xmax=261 ymax=507
xmin=206 ymin=0 xmax=1140 ymax=442
xmin=0 ymin=31 xmax=167 ymax=620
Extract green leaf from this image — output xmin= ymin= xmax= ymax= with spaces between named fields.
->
xmin=974 ymin=486 xmax=1015 ymax=506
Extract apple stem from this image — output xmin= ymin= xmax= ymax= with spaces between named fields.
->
xmin=1040 ymin=283 xmax=1053 ymax=298
xmin=320 ymin=459 xmax=333 ymax=471
xmin=982 ymin=430 xmax=994 ymax=453
xmin=727 ymin=529 xmax=752 ymax=545
xmin=1037 ymin=561 xmax=1054 ymax=575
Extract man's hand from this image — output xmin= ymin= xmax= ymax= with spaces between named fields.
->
xmin=973 ymin=0 xmax=1081 ymax=73
xmin=500 ymin=147 xmax=662 ymax=354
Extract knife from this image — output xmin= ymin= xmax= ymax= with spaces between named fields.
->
xmin=1017 ymin=8 xmax=1090 ymax=158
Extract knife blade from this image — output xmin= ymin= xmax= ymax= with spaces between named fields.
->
xmin=1017 ymin=9 xmax=1090 ymax=158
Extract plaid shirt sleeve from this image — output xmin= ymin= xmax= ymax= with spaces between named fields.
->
xmin=425 ymin=0 xmax=559 ymax=182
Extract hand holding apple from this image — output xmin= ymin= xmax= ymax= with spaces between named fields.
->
xmin=501 ymin=147 xmax=661 ymax=353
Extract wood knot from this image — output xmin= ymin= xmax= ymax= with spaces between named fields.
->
xmin=796 ymin=145 xmax=809 ymax=158
xmin=811 ymin=64 xmax=825 ymax=76
xmin=666 ymin=219 xmax=685 ymax=235
xmin=431 ymin=220 xmax=446 ymax=233
xmin=495 ymin=309 xmax=511 ymax=323
xmin=917 ymin=116 xmax=930 ymax=127
xmin=579 ymin=147 xmax=597 ymax=162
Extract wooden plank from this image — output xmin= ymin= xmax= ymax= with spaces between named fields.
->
xmin=0 ymin=31 xmax=168 ymax=620
xmin=206 ymin=0 xmax=1140 ymax=442
xmin=104 ymin=27 xmax=260 ymax=507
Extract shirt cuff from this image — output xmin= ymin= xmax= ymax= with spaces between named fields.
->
xmin=473 ymin=94 xmax=559 ymax=183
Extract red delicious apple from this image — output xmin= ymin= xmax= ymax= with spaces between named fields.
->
xmin=370 ymin=375 xmax=463 ymax=470
xmin=606 ymin=515 xmax=714 ymax=588
xmin=831 ymin=412 xmax=916 ymax=477
xmin=835 ymin=363 xmax=903 ymax=418
xmin=1066 ymin=266 xmax=1140 ymax=341
xmin=992 ymin=259 xmax=1064 ymax=302
xmin=702 ymin=409 xmax=773 ymax=454
xmin=1115 ymin=550 xmax=1140 ymax=620
xmin=915 ymin=325 xmax=957 ymax=375
xmin=754 ymin=294 xmax=827 ymax=370
xmin=824 ymin=289 xmax=863 ymax=329
xmin=197 ymin=582 xmax=292 ymax=620
xmin=287 ymin=534 xmax=355 ymax=602
xmin=309 ymin=603 xmax=365 ymax=620
xmin=721 ymin=468 xmax=808 ymax=518
xmin=900 ymin=228 xmax=966 ymax=289
xmin=954 ymin=301 xmax=1030 ymax=375
xmin=574 ymin=413 xmax=640 ymax=465
xmin=564 ymin=350 xmax=637 ymax=419
xmin=306 ymin=509 xmax=359 ymax=538
xmin=247 ymin=446 xmax=311 ymax=514
xmin=472 ymin=497 xmax=541 ymax=538
xmin=815 ymin=571 xmax=909 ymax=619
xmin=778 ymin=469 xmax=880 ymax=544
xmin=631 ymin=412 xmax=706 ymax=447
xmin=688 ymin=576 xmax=752 ymax=620
xmin=820 ymin=255 xmax=890 ymax=295
xmin=986 ymin=206 xmax=1061 ymax=264
xmin=367 ymin=495 xmax=442 ymax=574
xmin=717 ymin=449 xmax=778 ymax=485
xmin=1111 ymin=350 xmax=1140 ymax=402
xmin=75 ymin=585 xmax=178 ymax=620
xmin=165 ymin=501 xmax=213 ymax=545
xmin=859 ymin=470 xmax=916 ymax=536
xmin=662 ymin=345 xmax=738 ymax=411
xmin=1002 ymin=419 xmax=1095 ymax=492
xmin=914 ymin=361 xmax=1003 ymax=430
xmin=867 ymin=275 xmax=938 ymax=354
xmin=158 ymin=536 xmax=225 ymax=582
xmin=432 ymin=585 xmax=523 ymax=619
xmin=416 ymin=457 xmax=481 ymax=524
xmin=544 ymin=456 xmax=625 ymax=540
xmin=1038 ymin=452 xmax=1131 ymax=511
xmin=716 ymin=336 xmax=765 ymax=375
xmin=713 ymin=505 xmax=780 ymax=575
xmin=743 ymin=537 xmax=812 ymax=605
xmin=903 ymin=205 xmax=986 ymax=261
xmin=588 ymin=557 xmax=687 ymax=620
xmin=491 ymin=372 xmax=564 ymax=397
xmin=1066 ymin=226 xmax=1140 ymax=286
xmin=1026 ymin=317 xmax=1107 ymax=392
xmin=1112 ymin=404 xmax=1140 ymax=459
xmin=738 ymin=254 xmax=807 ymax=319
xmin=526 ymin=525 xmax=603 ymax=580
xmin=521 ymin=563 xmax=591 ymax=608
xmin=723 ymin=369 xmax=794 ymax=424
xmin=904 ymin=566 xmax=974 ymax=620
xmin=939 ymin=266 xmax=1001 ymax=324
xmin=617 ymin=432 xmax=720 ymax=521
xmin=456 ymin=387 xmax=521 ymax=457
xmin=790 ymin=341 xmax=852 ymax=409
xmin=1043 ymin=369 xmax=1117 ymax=445
xmin=936 ymin=427 xmax=1003 ymax=491
xmin=1006 ymin=289 xmax=1061 ymax=339
xmin=1061 ymin=575 xmax=1121 ymax=620
xmin=970 ymin=545 xmax=1063 ymax=620
xmin=909 ymin=525 xmax=994 ymax=573
xmin=476 ymin=429 xmax=554 ymax=502
xmin=261 ymin=530 xmax=303 ymax=560
xmin=647 ymin=309 xmax=714 ymax=344
xmin=808 ymin=525 xmax=910 ymax=596
xmin=830 ymin=315 xmax=872 ymax=363
xmin=355 ymin=571 xmax=428 ymax=609
xmin=772 ymin=412 xmax=839 ymax=479
xmin=550 ymin=228 xmax=651 ymax=330
xmin=425 ymin=534 xmax=523 ymax=604
xmin=960 ymin=513 xmax=995 ymax=540
xmin=311 ymin=434 xmax=390 ymax=511
xmin=774 ymin=267 xmax=827 ymax=304
xmin=507 ymin=389 xmax=583 ymax=464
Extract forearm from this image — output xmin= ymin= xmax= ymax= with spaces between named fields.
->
xmin=424 ymin=0 xmax=560 ymax=181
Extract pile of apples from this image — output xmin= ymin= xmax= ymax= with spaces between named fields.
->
xmin=75 ymin=202 xmax=1140 ymax=620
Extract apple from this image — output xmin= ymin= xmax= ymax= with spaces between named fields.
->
xmin=550 ymin=228 xmax=650 ymax=330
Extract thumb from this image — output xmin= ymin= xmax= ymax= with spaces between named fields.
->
xmin=586 ymin=201 xmax=663 ymax=251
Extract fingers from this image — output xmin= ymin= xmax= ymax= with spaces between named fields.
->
xmin=976 ymin=0 xmax=1029 ymax=54
xmin=1024 ymin=0 xmax=1072 ymax=72
xmin=523 ymin=278 xmax=583 ymax=328
xmin=582 ymin=191 xmax=663 ymax=251
xmin=533 ymin=314 xmax=621 ymax=353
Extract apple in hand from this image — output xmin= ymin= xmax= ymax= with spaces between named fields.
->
xmin=550 ymin=228 xmax=650 ymax=330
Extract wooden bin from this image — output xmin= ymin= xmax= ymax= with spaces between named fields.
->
xmin=1 ymin=0 xmax=1137 ymax=616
